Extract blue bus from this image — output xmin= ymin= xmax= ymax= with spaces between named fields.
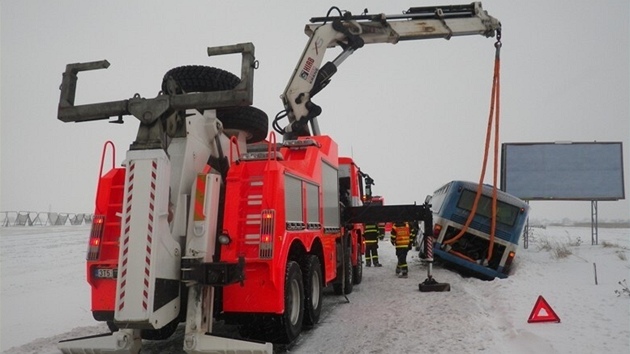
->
xmin=429 ymin=180 xmax=529 ymax=280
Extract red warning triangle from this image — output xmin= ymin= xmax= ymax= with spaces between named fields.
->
xmin=528 ymin=295 xmax=561 ymax=323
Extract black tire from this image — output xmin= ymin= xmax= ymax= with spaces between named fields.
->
xmin=216 ymin=106 xmax=268 ymax=144
xmin=273 ymin=261 xmax=304 ymax=343
xmin=161 ymin=65 xmax=268 ymax=143
xmin=161 ymin=65 xmax=240 ymax=94
xmin=333 ymin=246 xmax=354 ymax=295
xmin=353 ymin=242 xmax=363 ymax=285
xmin=301 ymin=255 xmax=323 ymax=327
xmin=343 ymin=246 xmax=354 ymax=294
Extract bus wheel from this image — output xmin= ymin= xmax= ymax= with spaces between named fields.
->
xmin=301 ymin=255 xmax=323 ymax=327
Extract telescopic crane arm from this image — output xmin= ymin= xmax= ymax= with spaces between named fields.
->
xmin=278 ymin=2 xmax=501 ymax=139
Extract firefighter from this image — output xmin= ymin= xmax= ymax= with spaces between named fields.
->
xmin=390 ymin=221 xmax=415 ymax=278
xmin=363 ymin=222 xmax=382 ymax=267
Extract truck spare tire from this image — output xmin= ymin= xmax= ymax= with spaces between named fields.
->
xmin=216 ymin=106 xmax=268 ymax=144
xmin=162 ymin=65 xmax=268 ymax=143
xmin=161 ymin=65 xmax=240 ymax=94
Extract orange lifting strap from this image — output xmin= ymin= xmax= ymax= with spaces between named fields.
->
xmin=443 ymin=33 xmax=502 ymax=264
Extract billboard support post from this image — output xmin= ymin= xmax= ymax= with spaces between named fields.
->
xmin=591 ymin=200 xmax=598 ymax=245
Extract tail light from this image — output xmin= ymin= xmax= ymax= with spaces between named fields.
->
xmin=433 ymin=223 xmax=443 ymax=237
xmin=259 ymin=209 xmax=275 ymax=259
xmin=87 ymin=215 xmax=105 ymax=260
xmin=503 ymin=250 xmax=516 ymax=273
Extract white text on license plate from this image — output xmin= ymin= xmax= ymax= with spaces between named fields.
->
xmin=95 ymin=268 xmax=116 ymax=278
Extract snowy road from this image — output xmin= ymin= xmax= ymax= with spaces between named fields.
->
xmin=1 ymin=225 xmax=629 ymax=353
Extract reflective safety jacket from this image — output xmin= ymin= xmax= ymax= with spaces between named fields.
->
xmin=363 ymin=223 xmax=379 ymax=243
xmin=391 ymin=223 xmax=412 ymax=249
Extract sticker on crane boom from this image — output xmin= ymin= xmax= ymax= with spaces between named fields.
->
xmin=300 ymin=57 xmax=317 ymax=83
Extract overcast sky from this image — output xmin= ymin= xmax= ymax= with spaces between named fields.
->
xmin=1 ymin=0 xmax=628 ymax=222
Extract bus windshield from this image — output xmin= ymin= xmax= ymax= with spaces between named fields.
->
xmin=457 ymin=189 xmax=520 ymax=227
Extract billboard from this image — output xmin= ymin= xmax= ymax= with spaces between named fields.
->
xmin=501 ymin=142 xmax=625 ymax=201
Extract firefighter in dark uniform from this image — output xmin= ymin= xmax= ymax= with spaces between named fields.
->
xmin=391 ymin=221 xmax=415 ymax=277
xmin=363 ymin=222 xmax=382 ymax=267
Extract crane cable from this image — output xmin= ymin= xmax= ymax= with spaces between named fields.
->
xmin=443 ymin=32 xmax=502 ymax=265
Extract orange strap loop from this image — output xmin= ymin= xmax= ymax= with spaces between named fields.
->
xmin=444 ymin=36 xmax=502 ymax=265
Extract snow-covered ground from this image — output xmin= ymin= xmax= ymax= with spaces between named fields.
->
xmin=1 ymin=225 xmax=629 ymax=353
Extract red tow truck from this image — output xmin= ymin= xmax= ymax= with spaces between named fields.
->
xmin=56 ymin=3 xmax=500 ymax=353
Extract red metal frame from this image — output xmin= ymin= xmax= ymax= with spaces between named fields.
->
xmin=221 ymin=135 xmax=357 ymax=314
xmin=86 ymin=140 xmax=124 ymax=318
xmin=87 ymin=167 xmax=125 ymax=316
xmin=87 ymin=135 xmax=366 ymax=318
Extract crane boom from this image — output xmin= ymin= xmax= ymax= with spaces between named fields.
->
xmin=279 ymin=2 xmax=501 ymax=138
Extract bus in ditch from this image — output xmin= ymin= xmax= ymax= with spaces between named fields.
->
xmin=428 ymin=180 xmax=530 ymax=280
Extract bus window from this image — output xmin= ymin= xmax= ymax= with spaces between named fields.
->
xmin=456 ymin=189 xmax=520 ymax=226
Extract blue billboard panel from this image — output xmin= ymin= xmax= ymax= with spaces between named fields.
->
xmin=501 ymin=142 xmax=625 ymax=201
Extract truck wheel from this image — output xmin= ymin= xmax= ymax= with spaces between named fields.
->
xmin=301 ymin=255 xmax=323 ymax=327
xmin=353 ymin=242 xmax=363 ymax=285
xmin=343 ymin=247 xmax=354 ymax=294
xmin=333 ymin=246 xmax=354 ymax=295
xmin=273 ymin=261 xmax=304 ymax=343
xmin=161 ymin=65 xmax=268 ymax=143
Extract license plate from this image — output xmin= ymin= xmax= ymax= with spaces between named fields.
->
xmin=94 ymin=268 xmax=117 ymax=279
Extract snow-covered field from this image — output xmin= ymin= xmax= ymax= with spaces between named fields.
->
xmin=1 ymin=225 xmax=629 ymax=353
